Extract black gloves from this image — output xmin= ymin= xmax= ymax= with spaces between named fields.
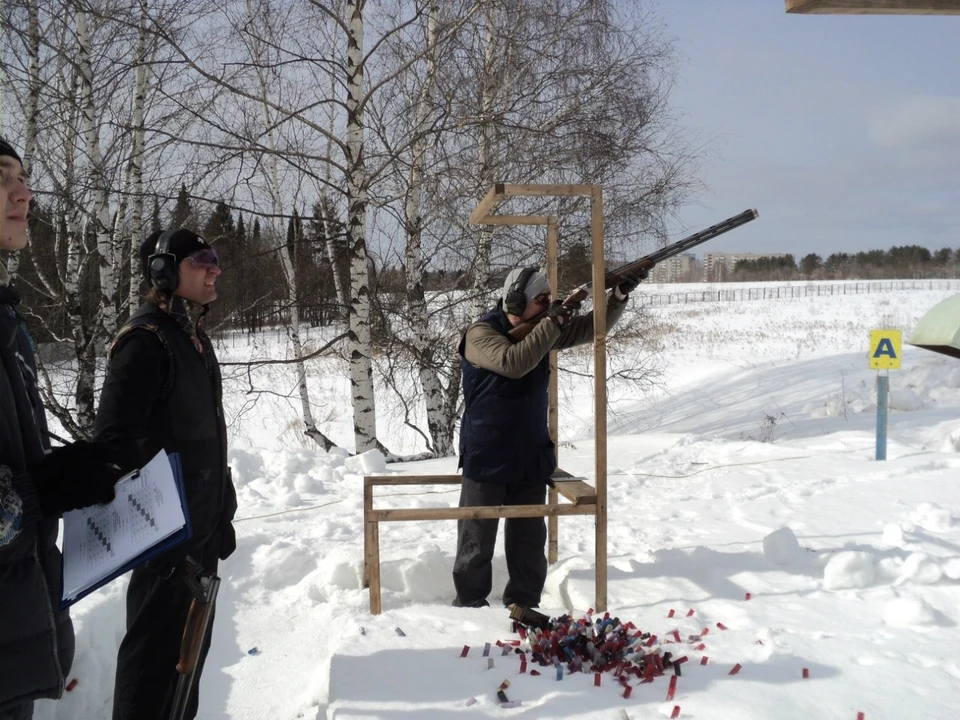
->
xmin=218 ymin=468 xmax=238 ymax=561
xmin=617 ymin=267 xmax=648 ymax=297
xmin=218 ymin=522 xmax=237 ymax=561
xmin=545 ymin=300 xmax=580 ymax=327
xmin=33 ymin=441 xmax=125 ymax=516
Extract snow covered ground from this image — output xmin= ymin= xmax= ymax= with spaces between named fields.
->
xmin=36 ymin=281 xmax=960 ymax=720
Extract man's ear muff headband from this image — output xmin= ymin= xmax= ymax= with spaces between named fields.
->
xmin=148 ymin=230 xmax=178 ymax=293
xmin=504 ymin=267 xmax=537 ymax=316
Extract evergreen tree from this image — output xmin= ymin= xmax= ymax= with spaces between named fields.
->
xmin=171 ymin=183 xmax=196 ymax=229
xmin=799 ymin=253 xmax=822 ymax=276
xmin=203 ymin=200 xmax=236 ymax=244
xmin=558 ymin=240 xmax=591 ymax=291
xmin=150 ymin=196 xmax=162 ymax=233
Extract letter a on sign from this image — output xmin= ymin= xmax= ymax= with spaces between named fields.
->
xmin=869 ymin=329 xmax=901 ymax=370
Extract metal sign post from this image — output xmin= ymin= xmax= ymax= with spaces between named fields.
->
xmin=868 ymin=329 xmax=901 ymax=461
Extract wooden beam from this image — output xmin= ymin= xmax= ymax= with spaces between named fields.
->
xmin=472 ymin=215 xmax=551 ymax=226
xmin=469 ymin=183 xmax=598 ymax=225
xmin=552 ymin=480 xmax=597 ymax=506
xmin=364 ymin=474 xmax=461 ymax=487
xmin=500 ymin=183 xmax=594 ymax=198
xmin=787 ymin=0 xmax=960 ymax=13
xmin=369 ymin=504 xmax=593 ymax=522
xmin=468 ymin=183 xmax=505 ymax=224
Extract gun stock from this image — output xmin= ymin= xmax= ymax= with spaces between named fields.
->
xmin=170 ymin=560 xmax=221 ymax=720
xmin=504 ymin=209 xmax=758 ymax=342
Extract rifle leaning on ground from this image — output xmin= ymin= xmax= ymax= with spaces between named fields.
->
xmin=507 ymin=208 xmax=759 ymax=341
xmin=170 ymin=558 xmax=221 ymax=720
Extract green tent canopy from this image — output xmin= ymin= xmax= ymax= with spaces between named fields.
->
xmin=907 ymin=293 xmax=960 ymax=359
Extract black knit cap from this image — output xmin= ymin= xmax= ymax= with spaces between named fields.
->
xmin=0 ymin=136 xmax=23 ymax=166
xmin=138 ymin=229 xmax=213 ymax=282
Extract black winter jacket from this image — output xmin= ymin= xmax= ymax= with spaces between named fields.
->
xmin=94 ymin=300 xmax=237 ymax=568
xmin=0 ymin=284 xmax=74 ymax=709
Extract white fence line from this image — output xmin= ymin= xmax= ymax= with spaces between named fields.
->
xmin=640 ymin=279 xmax=960 ymax=307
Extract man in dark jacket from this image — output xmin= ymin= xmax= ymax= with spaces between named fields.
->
xmin=452 ymin=265 xmax=643 ymax=610
xmin=1 ymin=137 xmax=121 ymax=720
xmin=94 ymin=228 xmax=238 ymax=720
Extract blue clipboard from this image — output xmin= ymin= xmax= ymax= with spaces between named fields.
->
xmin=58 ymin=452 xmax=192 ymax=610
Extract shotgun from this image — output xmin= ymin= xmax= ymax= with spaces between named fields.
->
xmin=169 ymin=558 xmax=221 ymax=720
xmin=506 ymin=208 xmax=758 ymax=341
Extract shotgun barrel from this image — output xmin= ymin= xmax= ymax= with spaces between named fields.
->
xmin=505 ymin=208 xmax=759 ymax=341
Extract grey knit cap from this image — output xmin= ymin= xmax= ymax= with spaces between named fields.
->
xmin=502 ymin=268 xmax=550 ymax=313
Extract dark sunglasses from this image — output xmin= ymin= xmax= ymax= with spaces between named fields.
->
xmin=532 ymin=292 xmax=552 ymax=307
xmin=186 ymin=248 xmax=219 ymax=269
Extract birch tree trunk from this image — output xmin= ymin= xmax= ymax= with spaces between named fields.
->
xmin=401 ymin=0 xmax=454 ymax=456
xmin=318 ymin=194 xmax=347 ymax=318
xmin=5 ymin=0 xmax=42 ymax=280
xmin=470 ymin=3 xmax=498 ymax=320
xmin=22 ymin=0 xmax=40 ymax=176
xmin=246 ymin=0 xmax=338 ymax=452
xmin=345 ymin=0 xmax=383 ymax=454
xmin=76 ymin=9 xmax=118 ymax=340
xmin=61 ymin=66 xmax=96 ymax=434
xmin=128 ymin=0 xmax=149 ymax=314
xmin=320 ymin=26 xmax=348 ymax=320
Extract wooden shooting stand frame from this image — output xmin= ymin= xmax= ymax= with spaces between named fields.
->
xmin=363 ymin=183 xmax=609 ymax=614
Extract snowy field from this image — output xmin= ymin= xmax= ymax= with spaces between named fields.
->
xmin=36 ymin=281 xmax=960 ymax=720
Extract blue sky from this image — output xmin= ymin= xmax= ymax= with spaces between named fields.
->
xmin=657 ymin=0 xmax=959 ymax=258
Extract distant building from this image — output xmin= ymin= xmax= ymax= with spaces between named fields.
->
xmin=702 ymin=252 xmax=792 ymax=282
xmin=650 ymin=252 xmax=701 ymax=283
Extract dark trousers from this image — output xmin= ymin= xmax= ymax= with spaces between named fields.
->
xmin=452 ymin=477 xmax=547 ymax=608
xmin=113 ymin=537 xmax=220 ymax=720
xmin=0 ymin=702 xmax=33 ymax=720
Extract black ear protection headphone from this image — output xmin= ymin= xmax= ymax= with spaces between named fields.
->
xmin=148 ymin=230 xmax=178 ymax=293
xmin=504 ymin=267 xmax=537 ymax=316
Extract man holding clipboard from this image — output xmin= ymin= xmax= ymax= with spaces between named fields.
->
xmin=2 ymin=137 xmax=124 ymax=720
xmin=95 ymin=228 xmax=238 ymax=720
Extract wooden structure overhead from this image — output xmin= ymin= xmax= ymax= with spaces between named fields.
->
xmin=786 ymin=0 xmax=960 ymax=13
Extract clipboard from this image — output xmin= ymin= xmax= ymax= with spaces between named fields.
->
xmin=59 ymin=450 xmax=192 ymax=609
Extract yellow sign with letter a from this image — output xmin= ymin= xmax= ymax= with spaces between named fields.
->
xmin=869 ymin=329 xmax=901 ymax=370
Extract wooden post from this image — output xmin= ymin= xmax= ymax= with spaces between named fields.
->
xmin=363 ymin=478 xmax=373 ymax=588
xmin=546 ymin=216 xmax=559 ymax=564
xmin=369 ymin=520 xmax=381 ymax=614
xmin=591 ymin=186 xmax=608 ymax=613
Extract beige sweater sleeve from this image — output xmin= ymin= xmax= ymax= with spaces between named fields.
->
xmin=553 ymin=292 xmax=629 ymax=351
xmin=463 ymin=316 xmax=561 ymax=379
xmin=463 ymin=293 xmax=630 ymax=378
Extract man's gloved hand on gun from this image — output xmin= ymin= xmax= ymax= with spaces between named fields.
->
xmin=616 ymin=267 xmax=648 ymax=298
xmin=32 ymin=440 xmax=125 ymax=516
xmin=545 ymin=299 xmax=581 ymax=327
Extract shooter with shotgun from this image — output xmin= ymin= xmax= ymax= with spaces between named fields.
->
xmin=452 ymin=209 xmax=758 ymax=611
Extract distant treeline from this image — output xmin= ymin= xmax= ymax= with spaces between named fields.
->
xmin=729 ymin=246 xmax=959 ymax=282
xmin=18 ymin=188 xmax=350 ymax=341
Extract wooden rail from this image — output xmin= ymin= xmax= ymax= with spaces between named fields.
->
xmin=363 ymin=471 xmax=596 ymax=614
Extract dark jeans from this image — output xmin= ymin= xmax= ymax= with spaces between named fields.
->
xmin=113 ymin=536 xmax=220 ymax=720
xmin=0 ymin=702 xmax=33 ymax=720
xmin=452 ymin=477 xmax=547 ymax=608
